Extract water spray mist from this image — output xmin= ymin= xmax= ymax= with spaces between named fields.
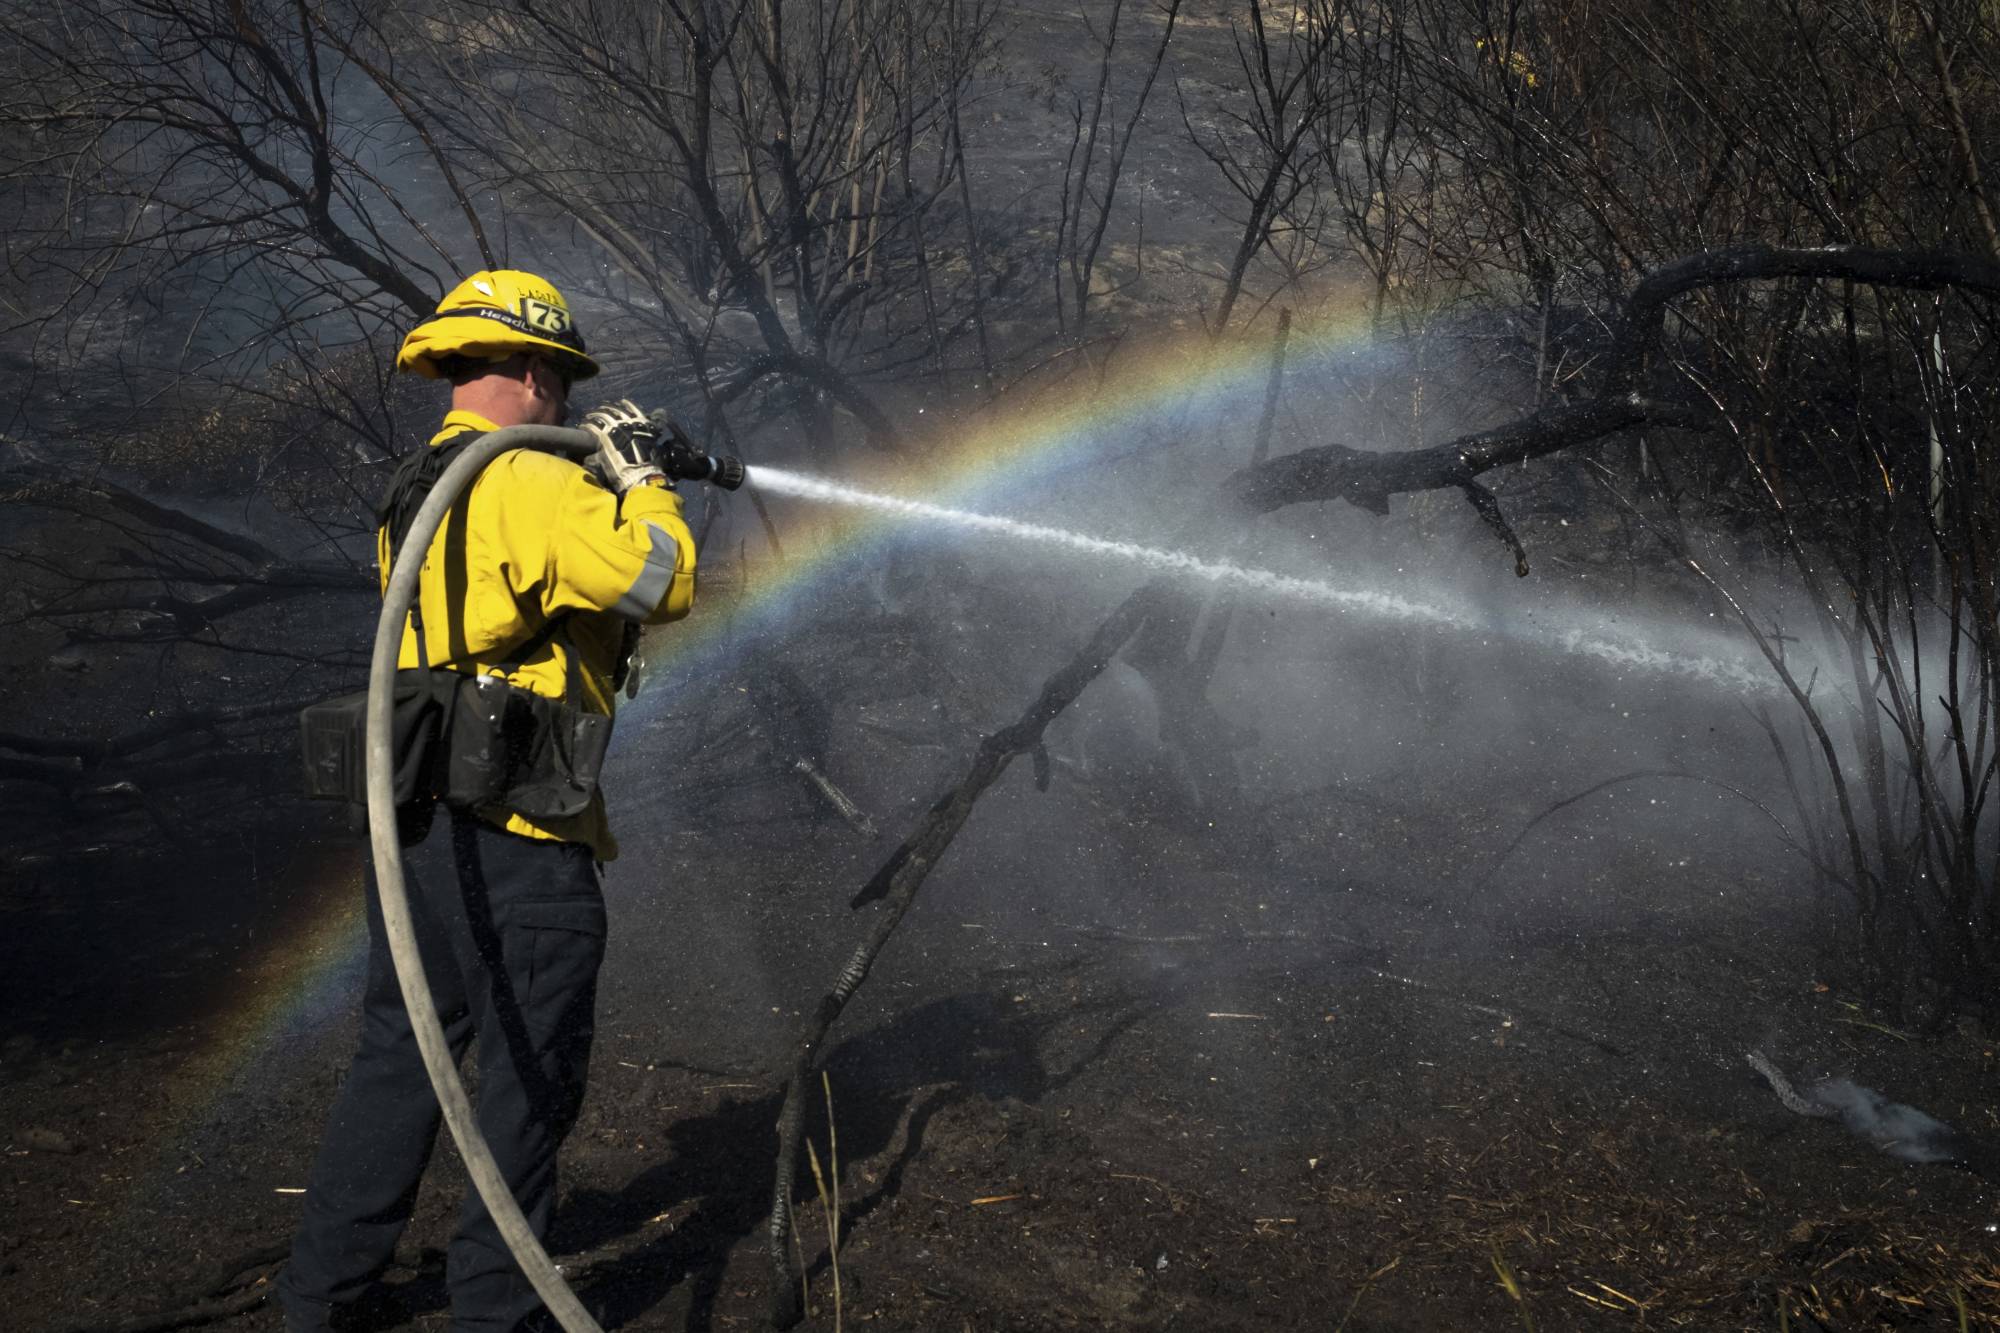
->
xmin=749 ymin=466 xmax=1787 ymax=696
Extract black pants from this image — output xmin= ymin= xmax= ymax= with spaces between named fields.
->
xmin=280 ymin=810 xmax=606 ymax=1333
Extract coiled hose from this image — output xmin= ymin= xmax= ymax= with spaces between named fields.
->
xmin=364 ymin=424 xmax=603 ymax=1333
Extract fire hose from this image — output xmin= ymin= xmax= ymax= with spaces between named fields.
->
xmin=364 ymin=423 xmax=739 ymax=1333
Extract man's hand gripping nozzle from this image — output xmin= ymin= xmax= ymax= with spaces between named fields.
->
xmin=648 ymin=410 xmax=747 ymax=490
xmin=580 ymin=399 xmax=746 ymax=493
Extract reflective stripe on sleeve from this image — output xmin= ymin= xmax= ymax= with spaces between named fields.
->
xmin=613 ymin=520 xmax=681 ymax=620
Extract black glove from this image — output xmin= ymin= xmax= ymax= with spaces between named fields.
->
xmin=581 ymin=399 xmax=666 ymax=492
xmin=646 ymin=411 xmax=701 ymax=479
xmin=646 ymin=410 xmax=746 ymax=489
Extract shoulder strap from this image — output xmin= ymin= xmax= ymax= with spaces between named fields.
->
xmin=377 ymin=430 xmax=592 ymax=703
xmin=378 ymin=429 xmax=489 ymax=673
xmin=377 ymin=429 xmax=485 ymax=570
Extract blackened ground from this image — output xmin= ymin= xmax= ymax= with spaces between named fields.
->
xmin=7 ymin=560 xmax=2000 ymax=1333
xmin=9 ymin=0 xmax=1996 ymax=1324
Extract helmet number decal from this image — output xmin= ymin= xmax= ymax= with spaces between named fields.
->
xmin=518 ymin=297 xmax=571 ymax=336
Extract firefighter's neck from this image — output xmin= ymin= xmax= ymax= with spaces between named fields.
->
xmin=451 ymin=354 xmax=568 ymax=428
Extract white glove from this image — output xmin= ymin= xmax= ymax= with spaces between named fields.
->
xmin=581 ymin=399 xmax=666 ymax=493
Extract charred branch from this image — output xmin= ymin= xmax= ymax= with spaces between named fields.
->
xmin=1607 ymin=244 xmax=2000 ymax=388
xmin=25 ymin=566 xmax=370 ymax=632
xmin=744 ymin=664 xmax=881 ymax=840
xmin=57 ymin=1241 xmax=288 ymax=1333
xmin=7 ymin=466 xmax=373 ymax=638
xmin=1222 ymin=394 xmax=1716 ymax=517
xmin=1053 ymin=0 xmax=1182 ymax=331
xmin=1482 ymin=768 xmax=1842 ymax=893
xmin=791 ymin=759 xmax=878 ymax=839
xmin=769 ymin=579 xmax=1171 ymax=1327
xmin=24 ymin=469 xmax=285 ymax=567
xmin=707 ymin=350 xmax=902 ymax=450
xmin=1458 ymin=478 xmax=1530 ymax=578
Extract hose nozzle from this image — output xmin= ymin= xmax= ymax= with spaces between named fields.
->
xmin=662 ymin=447 xmax=745 ymax=490
xmin=648 ymin=412 xmax=745 ymax=490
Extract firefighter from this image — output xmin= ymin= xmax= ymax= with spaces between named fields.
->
xmin=280 ymin=270 xmax=696 ymax=1332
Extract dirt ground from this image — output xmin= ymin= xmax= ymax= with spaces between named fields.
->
xmin=5 ymin=1 xmax=1998 ymax=1329
xmin=6 ymin=561 xmax=2000 ymax=1333
xmin=7 ymin=813 xmax=2000 ymax=1333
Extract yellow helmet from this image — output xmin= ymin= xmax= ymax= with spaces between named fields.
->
xmin=396 ymin=269 xmax=601 ymax=381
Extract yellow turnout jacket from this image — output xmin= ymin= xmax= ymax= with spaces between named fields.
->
xmin=378 ymin=410 xmax=696 ymax=857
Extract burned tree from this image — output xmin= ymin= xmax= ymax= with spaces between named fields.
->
xmin=1176 ymin=0 xmax=1349 ymax=336
xmin=0 ymin=0 xmax=492 ymax=841
xmin=407 ymin=0 xmax=1003 ymax=445
xmin=764 ymin=238 xmax=2000 ymax=1320
xmin=1257 ymin=0 xmax=2000 ymax=1010
xmin=1050 ymin=0 xmax=1181 ymax=332
xmin=0 ymin=0 xmax=477 ymax=423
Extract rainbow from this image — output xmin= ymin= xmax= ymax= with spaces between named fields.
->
xmin=626 ymin=294 xmax=1391 ymax=702
xmin=115 ymin=849 xmax=368 ymax=1221
xmin=152 ymin=298 xmax=1389 ymax=1191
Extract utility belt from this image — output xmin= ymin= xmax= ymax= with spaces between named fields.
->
xmin=300 ymin=617 xmax=611 ymax=822
xmin=302 ymin=431 xmax=624 ymax=824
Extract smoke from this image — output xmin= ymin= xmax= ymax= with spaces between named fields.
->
xmin=701 ymin=338 xmax=1852 ymax=974
xmin=1806 ymin=1078 xmax=1968 ymax=1166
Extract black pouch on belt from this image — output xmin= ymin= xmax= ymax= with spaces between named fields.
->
xmin=497 ymin=699 xmax=611 ymax=820
xmin=299 ymin=671 xmax=458 ymax=806
xmin=435 ymin=607 xmax=609 ymax=819
xmin=300 ymin=569 xmax=610 ymax=818
xmin=448 ymin=619 xmax=612 ymax=820
xmin=441 ymin=673 xmax=517 ymax=811
xmin=440 ymin=672 xmax=608 ymax=818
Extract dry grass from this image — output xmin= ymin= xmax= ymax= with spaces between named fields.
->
xmin=1310 ymin=1077 xmax=2000 ymax=1328
xmin=804 ymin=1071 xmax=844 ymax=1331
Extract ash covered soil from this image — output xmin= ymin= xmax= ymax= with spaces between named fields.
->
xmin=3 ymin=1 xmax=1998 ymax=1327
xmin=5 ymin=550 xmax=2000 ymax=1333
